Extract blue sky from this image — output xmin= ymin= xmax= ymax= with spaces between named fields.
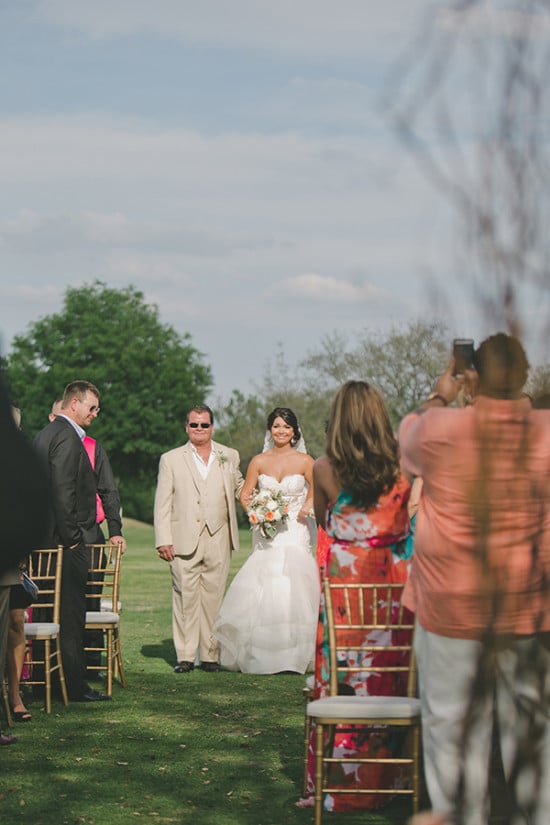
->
xmin=1 ymin=1 xmax=547 ymax=399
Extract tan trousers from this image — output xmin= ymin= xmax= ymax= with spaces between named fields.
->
xmin=170 ymin=523 xmax=231 ymax=663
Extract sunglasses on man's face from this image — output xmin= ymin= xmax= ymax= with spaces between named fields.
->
xmin=188 ymin=422 xmax=211 ymax=429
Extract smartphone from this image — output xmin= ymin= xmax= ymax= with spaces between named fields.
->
xmin=453 ymin=338 xmax=474 ymax=376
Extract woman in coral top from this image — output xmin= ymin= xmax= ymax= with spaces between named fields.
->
xmin=298 ymin=380 xmax=412 ymax=811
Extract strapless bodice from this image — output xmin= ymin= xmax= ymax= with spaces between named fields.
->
xmin=258 ymin=473 xmax=307 ymax=521
xmin=258 ymin=473 xmax=306 ymax=496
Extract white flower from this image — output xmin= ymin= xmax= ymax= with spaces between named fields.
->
xmin=246 ymin=488 xmax=289 ymax=539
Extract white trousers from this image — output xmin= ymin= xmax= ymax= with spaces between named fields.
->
xmin=415 ymin=623 xmax=550 ymax=825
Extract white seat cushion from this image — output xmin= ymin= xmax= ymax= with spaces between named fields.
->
xmin=86 ymin=611 xmax=119 ymax=625
xmin=306 ymin=694 xmax=421 ymax=720
xmin=100 ymin=598 xmax=121 ymax=612
xmin=24 ymin=622 xmax=60 ymax=638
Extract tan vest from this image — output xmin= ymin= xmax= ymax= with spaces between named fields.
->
xmin=196 ymin=460 xmax=229 ymax=536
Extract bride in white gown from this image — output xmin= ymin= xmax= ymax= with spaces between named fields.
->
xmin=213 ymin=407 xmax=320 ymax=674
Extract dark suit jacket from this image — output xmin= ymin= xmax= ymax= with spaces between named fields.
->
xmin=34 ymin=416 xmax=104 ymax=549
xmin=0 ymin=374 xmax=51 ymax=573
xmin=91 ymin=440 xmax=123 ymax=537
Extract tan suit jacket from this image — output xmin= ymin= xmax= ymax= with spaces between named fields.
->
xmin=154 ymin=440 xmax=243 ymax=556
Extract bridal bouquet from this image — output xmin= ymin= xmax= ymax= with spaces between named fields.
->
xmin=246 ymin=489 xmax=289 ymax=539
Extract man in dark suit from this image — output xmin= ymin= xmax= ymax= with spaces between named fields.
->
xmin=0 ymin=371 xmax=50 ymax=576
xmin=34 ymin=380 xmax=124 ymax=702
xmin=49 ymin=397 xmax=125 ymax=677
xmin=0 ymin=371 xmax=50 ymax=743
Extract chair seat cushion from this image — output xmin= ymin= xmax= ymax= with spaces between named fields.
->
xmin=86 ymin=611 xmax=119 ymax=624
xmin=306 ymin=694 xmax=421 ymax=719
xmin=100 ymin=598 xmax=121 ymax=612
xmin=24 ymin=622 xmax=60 ymax=638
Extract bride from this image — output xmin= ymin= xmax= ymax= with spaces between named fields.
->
xmin=213 ymin=407 xmax=320 ymax=674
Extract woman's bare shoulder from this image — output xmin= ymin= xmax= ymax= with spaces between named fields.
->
xmin=244 ymin=453 xmax=264 ymax=474
xmin=313 ymin=454 xmax=331 ymax=472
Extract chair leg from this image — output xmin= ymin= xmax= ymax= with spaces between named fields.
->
xmin=56 ymin=641 xmax=69 ymax=706
xmin=114 ymin=629 xmax=127 ymax=688
xmin=314 ymin=720 xmax=324 ymax=825
xmin=1 ymin=680 xmax=13 ymax=728
xmin=302 ymin=691 xmax=313 ymax=796
xmin=412 ymin=724 xmax=421 ymax=814
xmin=106 ymin=628 xmax=113 ymax=695
xmin=44 ymin=639 xmax=51 ymax=714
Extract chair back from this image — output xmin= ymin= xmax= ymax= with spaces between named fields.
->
xmin=323 ymin=575 xmax=416 ymax=698
xmin=85 ymin=542 xmax=123 ymax=613
xmin=28 ymin=546 xmax=64 ymax=623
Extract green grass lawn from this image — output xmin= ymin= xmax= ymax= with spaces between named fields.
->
xmin=0 ymin=521 xmax=412 ymax=825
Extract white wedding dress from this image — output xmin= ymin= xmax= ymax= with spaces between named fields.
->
xmin=213 ymin=474 xmax=320 ymax=674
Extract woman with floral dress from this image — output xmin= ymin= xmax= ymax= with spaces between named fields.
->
xmin=298 ymin=380 xmax=412 ymax=811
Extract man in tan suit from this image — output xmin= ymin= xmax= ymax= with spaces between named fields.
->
xmin=154 ymin=404 xmax=243 ymax=673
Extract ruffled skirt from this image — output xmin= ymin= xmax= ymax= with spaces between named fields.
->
xmin=214 ymin=519 xmax=320 ymax=674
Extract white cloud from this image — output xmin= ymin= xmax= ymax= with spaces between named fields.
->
xmin=33 ymin=0 xmax=426 ymax=60
xmin=438 ymin=5 xmax=550 ymax=40
xmin=0 ymin=282 xmax=63 ymax=302
xmin=261 ymin=77 xmax=381 ymax=132
xmin=0 ymin=108 xmax=449 ymax=372
xmin=5 ymin=1 xmax=547 ymax=398
xmin=0 ymin=112 xmax=434 ymax=246
xmin=0 ymin=114 xmax=380 ymax=203
xmin=0 ymin=209 xmax=270 ymax=257
xmin=276 ymin=273 xmax=383 ymax=304
xmin=0 ymin=282 xmax=66 ymax=351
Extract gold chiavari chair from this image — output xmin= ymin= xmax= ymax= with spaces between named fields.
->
xmin=306 ymin=575 xmax=421 ymax=825
xmin=84 ymin=543 xmax=127 ymax=696
xmin=24 ymin=546 xmax=69 ymax=713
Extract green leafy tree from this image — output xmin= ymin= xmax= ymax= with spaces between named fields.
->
xmin=528 ymin=364 xmax=550 ymax=401
xmin=253 ymin=343 xmax=330 ymax=459
xmin=214 ymin=389 xmax=267 ymax=472
xmin=216 ymin=344 xmax=329 ymax=472
xmin=215 ymin=322 xmax=449 ymax=492
xmin=214 ymin=345 xmax=331 ymax=527
xmin=354 ymin=320 xmax=449 ymax=424
xmin=301 ymin=320 xmax=449 ymax=427
xmin=214 ymin=390 xmax=267 ymax=527
xmin=5 ymin=281 xmax=212 ymax=522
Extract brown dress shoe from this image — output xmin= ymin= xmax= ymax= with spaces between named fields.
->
xmin=0 ymin=732 xmax=18 ymax=745
xmin=201 ymin=661 xmax=222 ymax=672
xmin=174 ymin=661 xmax=194 ymax=673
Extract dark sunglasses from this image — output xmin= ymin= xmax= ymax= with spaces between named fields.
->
xmin=188 ymin=422 xmax=211 ymax=429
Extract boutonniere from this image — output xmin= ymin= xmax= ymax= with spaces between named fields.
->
xmin=217 ymin=450 xmax=228 ymax=466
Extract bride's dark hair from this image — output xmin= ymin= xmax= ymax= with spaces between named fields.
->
xmin=267 ymin=407 xmax=301 ymax=447
xmin=325 ymin=381 xmax=400 ymax=508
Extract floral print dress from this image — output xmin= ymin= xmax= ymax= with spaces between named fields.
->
xmin=306 ymin=473 xmax=412 ymax=811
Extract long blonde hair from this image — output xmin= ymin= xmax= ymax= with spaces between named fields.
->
xmin=325 ymin=380 xmax=400 ymax=508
